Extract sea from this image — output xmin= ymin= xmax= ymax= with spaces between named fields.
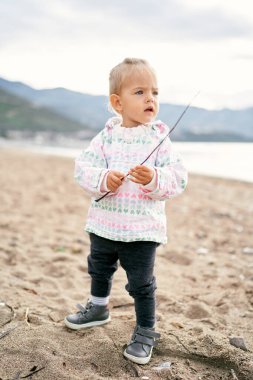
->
xmin=1 ymin=139 xmax=253 ymax=183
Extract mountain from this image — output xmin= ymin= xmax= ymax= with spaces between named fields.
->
xmin=159 ymin=105 xmax=253 ymax=141
xmin=0 ymin=78 xmax=108 ymax=130
xmin=0 ymin=87 xmax=92 ymax=139
xmin=0 ymin=77 xmax=253 ymax=141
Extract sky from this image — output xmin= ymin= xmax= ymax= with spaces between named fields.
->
xmin=1 ymin=0 xmax=253 ymax=110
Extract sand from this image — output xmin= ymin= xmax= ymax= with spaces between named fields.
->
xmin=0 ymin=149 xmax=253 ymax=380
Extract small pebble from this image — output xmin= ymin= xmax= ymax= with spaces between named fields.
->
xmin=152 ymin=361 xmax=171 ymax=371
xmin=196 ymin=247 xmax=209 ymax=255
xmin=190 ymin=326 xmax=203 ymax=334
xmin=229 ymin=336 xmax=248 ymax=351
xmin=242 ymin=247 xmax=253 ymax=255
xmin=228 ymin=247 xmax=236 ymax=254
xmin=71 ymin=245 xmax=82 ymax=254
xmin=171 ymin=321 xmax=184 ymax=329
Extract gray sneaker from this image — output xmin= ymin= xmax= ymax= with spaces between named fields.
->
xmin=124 ymin=325 xmax=160 ymax=365
xmin=64 ymin=301 xmax=111 ymax=330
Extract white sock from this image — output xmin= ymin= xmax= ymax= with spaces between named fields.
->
xmin=91 ymin=295 xmax=109 ymax=306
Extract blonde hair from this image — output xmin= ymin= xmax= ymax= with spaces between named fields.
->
xmin=109 ymin=57 xmax=156 ymax=96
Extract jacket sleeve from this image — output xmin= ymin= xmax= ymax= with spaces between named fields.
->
xmin=141 ymin=134 xmax=188 ymax=201
xmin=74 ymin=130 xmax=109 ymax=197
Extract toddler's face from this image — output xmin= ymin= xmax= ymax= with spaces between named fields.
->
xmin=116 ymin=69 xmax=159 ymax=127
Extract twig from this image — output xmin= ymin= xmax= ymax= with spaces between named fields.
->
xmin=8 ymin=366 xmax=45 ymax=380
xmin=20 ymin=366 xmax=45 ymax=378
xmin=231 ymin=369 xmax=239 ymax=380
xmin=0 ymin=301 xmax=15 ymax=325
xmin=0 ymin=326 xmax=17 ymax=340
xmin=24 ymin=308 xmax=30 ymax=326
xmin=167 ymin=332 xmax=192 ymax=353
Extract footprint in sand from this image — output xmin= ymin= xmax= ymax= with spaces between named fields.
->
xmin=166 ymin=251 xmax=193 ymax=266
xmin=185 ymin=302 xmax=211 ymax=319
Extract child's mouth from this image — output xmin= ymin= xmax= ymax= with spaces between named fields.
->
xmin=145 ymin=107 xmax=154 ymax=112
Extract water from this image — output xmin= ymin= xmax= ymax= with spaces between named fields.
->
xmin=1 ymin=139 xmax=253 ymax=183
xmin=174 ymin=142 xmax=253 ymax=183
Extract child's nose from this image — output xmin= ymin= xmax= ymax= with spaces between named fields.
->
xmin=146 ymin=93 xmax=154 ymax=102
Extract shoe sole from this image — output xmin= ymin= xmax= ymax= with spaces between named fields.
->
xmin=64 ymin=315 xmax=111 ymax=330
xmin=123 ymin=347 xmax=153 ymax=365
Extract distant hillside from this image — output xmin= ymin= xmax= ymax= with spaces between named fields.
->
xmin=0 ymin=77 xmax=253 ymax=141
xmin=158 ymin=105 xmax=253 ymax=141
xmin=0 ymin=87 xmax=92 ymax=138
xmin=0 ymin=78 xmax=108 ymax=130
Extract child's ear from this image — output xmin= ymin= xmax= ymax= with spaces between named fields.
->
xmin=110 ymin=94 xmax=122 ymax=113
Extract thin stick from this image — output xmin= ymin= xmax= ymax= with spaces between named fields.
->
xmin=230 ymin=369 xmax=239 ymax=380
xmin=21 ymin=366 xmax=45 ymax=378
xmin=140 ymin=91 xmax=200 ymax=166
xmin=0 ymin=326 xmax=17 ymax=340
xmin=24 ymin=307 xmax=30 ymax=326
xmin=95 ymin=91 xmax=200 ymax=202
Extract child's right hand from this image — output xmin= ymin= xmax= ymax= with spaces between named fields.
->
xmin=107 ymin=170 xmax=125 ymax=192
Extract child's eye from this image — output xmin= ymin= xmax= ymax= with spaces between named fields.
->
xmin=153 ymin=91 xmax=159 ymax=96
xmin=135 ymin=90 xmax=143 ymax=95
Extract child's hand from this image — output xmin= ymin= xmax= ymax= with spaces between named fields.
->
xmin=107 ymin=170 xmax=125 ymax=192
xmin=128 ymin=165 xmax=154 ymax=185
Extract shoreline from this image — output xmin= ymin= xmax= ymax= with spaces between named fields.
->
xmin=1 ymin=149 xmax=253 ymax=380
xmin=1 ymin=140 xmax=253 ymax=183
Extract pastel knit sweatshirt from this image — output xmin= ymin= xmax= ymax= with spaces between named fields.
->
xmin=75 ymin=117 xmax=188 ymax=244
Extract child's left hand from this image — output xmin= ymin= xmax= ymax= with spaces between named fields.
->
xmin=128 ymin=165 xmax=154 ymax=185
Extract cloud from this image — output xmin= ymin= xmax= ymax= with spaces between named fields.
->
xmin=233 ymin=53 xmax=253 ymax=60
xmin=0 ymin=0 xmax=252 ymax=50
xmin=60 ymin=0 xmax=253 ymax=40
xmin=0 ymin=1 xmax=58 ymax=46
xmin=1 ymin=0 xmax=253 ymax=110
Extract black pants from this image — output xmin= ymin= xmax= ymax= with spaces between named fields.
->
xmin=87 ymin=233 xmax=158 ymax=328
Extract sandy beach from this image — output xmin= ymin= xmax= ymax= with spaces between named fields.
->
xmin=1 ymin=149 xmax=253 ymax=380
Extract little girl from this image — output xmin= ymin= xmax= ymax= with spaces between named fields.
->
xmin=65 ymin=58 xmax=188 ymax=365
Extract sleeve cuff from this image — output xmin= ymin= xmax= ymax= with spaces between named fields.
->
xmin=142 ymin=168 xmax=157 ymax=191
xmin=99 ymin=170 xmax=110 ymax=192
